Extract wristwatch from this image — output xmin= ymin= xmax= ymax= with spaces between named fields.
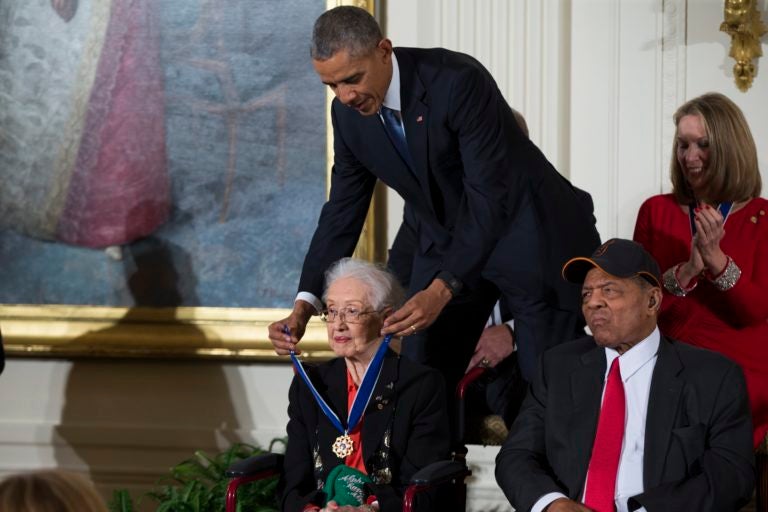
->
xmin=436 ymin=270 xmax=463 ymax=297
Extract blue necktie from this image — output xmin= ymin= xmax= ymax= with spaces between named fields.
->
xmin=380 ymin=107 xmax=414 ymax=170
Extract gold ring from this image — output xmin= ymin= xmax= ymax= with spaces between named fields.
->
xmin=409 ymin=325 xmax=416 ymax=333
xmin=480 ymin=357 xmax=491 ymax=368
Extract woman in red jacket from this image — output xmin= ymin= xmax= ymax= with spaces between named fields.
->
xmin=634 ymin=92 xmax=767 ymax=447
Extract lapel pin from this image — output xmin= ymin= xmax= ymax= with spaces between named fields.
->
xmin=416 ymin=115 xmax=424 ymax=123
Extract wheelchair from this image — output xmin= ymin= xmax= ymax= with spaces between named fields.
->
xmin=223 ymin=368 xmax=493 ymax=512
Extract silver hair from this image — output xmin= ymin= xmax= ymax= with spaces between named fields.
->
xmin=322 ymin=258 xmax=405 ymax=311
xmin=310 ymin=6 xmax=383 ymax=61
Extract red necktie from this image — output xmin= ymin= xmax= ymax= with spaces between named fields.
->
xmin=584 ymin=357 xmax=626 ymax=512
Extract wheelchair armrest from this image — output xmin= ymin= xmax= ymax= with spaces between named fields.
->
xmin=409 ymin=460 xmax=470 ymax=486
xmin=456 ymin=366 xmax=488 ymax=400
xmin=456 ymin=366 xmax=489 ymax=443
xmin=225 ymin=453 xmax=284 ymax=478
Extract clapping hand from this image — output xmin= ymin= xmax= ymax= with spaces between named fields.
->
xmin=692 ymin=204 xmax=728 ymax=274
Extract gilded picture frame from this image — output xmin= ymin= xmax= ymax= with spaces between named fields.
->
xmin=0 ymin=0 xmax=385 ymax=361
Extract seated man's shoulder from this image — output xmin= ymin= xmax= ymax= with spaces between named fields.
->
xmin=668 ymin=338 xmax=743 ymax=376
xmin=543 ymin=335 xmax=596 ymax=361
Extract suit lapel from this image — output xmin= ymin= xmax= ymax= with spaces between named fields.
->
xmin=394 ymin=49 xmax=435 ymax=214
xmin=569 ymin=344 xmax=606 ymax=495
xmin=362 ymin=350 xmax=398 ymax=464
xmin=643 ymin=336 xmax=683 ymax=488
xmin=355 ymin=112 xmax=423 ymax=200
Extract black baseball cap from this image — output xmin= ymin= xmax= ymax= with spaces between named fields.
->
xmin=561 ymin=238 xmax=662 ymax=287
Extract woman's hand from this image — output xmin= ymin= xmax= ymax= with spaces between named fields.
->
xmin=676 ymin=237 xmax=705 ymax=288
xmin=693 ymin=204 xmax=728 ymax=275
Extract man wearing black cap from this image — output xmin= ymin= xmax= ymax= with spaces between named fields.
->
xmin=495 ymin=239 xmax=755 ymax=512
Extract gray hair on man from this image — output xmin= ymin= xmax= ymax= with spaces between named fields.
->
xmin=310 ymin=6 xmax=383 ymax=61
xmin=323 ymin=258 xmax=405 ymax=311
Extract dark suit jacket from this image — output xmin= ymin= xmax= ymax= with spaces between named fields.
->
xmin=495 ymin=335 xmax=755 ymax=512
xmin=280 ymin=349 xmax=450 ymax=512
xmin=298 ymin=47 xmax=599 ymax=314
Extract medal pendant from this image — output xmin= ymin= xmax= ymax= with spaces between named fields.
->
xmin=332 ymin=434 xmax=354 ymax=458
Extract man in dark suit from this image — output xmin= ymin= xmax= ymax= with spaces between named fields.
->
xmin=268 ymin=6 xmax=600 ymax=400
xmin=496 ymin=239 xmax=755 ymax=512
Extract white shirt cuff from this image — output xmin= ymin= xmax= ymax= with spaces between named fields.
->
xmin=295 ymin=292 xmax=322 ymax=314
xmin=531 ymin=492 xmax=568 ymax=512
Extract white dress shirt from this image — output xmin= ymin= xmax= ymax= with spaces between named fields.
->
xmin=532 ymin=328 xmax=660 ymax=512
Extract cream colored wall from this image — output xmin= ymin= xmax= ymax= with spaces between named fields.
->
xmin=0 ymin=358 xmax=292 ymax=509
xmin=0 ymin=1 xmax=766 ymax=510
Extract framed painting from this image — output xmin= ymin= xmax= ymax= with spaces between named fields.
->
xmin=0 ymin=0 xmax=385 ymax=360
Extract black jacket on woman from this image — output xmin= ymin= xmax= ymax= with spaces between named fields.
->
xmin=280 ymin=349 xmax=450 ymax=512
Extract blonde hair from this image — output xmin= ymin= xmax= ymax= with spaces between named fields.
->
xmin=0 ymin=470 xmax=108 ymax=512
xmin=670 ymin=92 xmax=761 ymax=204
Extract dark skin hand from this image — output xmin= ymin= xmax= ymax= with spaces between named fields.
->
xmin=466 ymin=324 xmax=514 ymax=371
xmin=267 ymin=300 xmax=316 ymax=355
xmin=381 ymin=279 xmax=452 ymax=337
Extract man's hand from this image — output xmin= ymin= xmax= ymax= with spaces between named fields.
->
xmin=381 ymin=279 xmax=452 ymax=337
xmin=466 ymin=324 xmax=514 ymax=371
xmin=545 ymin=498 xmax=593 ymax=512
xmin=267 ymin=300 xmax=316 ymax=355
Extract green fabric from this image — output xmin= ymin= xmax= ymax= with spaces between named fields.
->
xmin=323 ymin=464 xmax=373 ymax=506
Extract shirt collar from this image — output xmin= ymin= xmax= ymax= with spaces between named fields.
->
xmin=604 ymin=327 xmax=660 ymax=383
xmin=382 ymin=51 xmax=401 ymax=112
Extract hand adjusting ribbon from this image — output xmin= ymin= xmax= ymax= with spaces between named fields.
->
xmin=286 ymin=326 xmax=393 ymax=458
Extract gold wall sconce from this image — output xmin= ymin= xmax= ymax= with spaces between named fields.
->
xmin=720 ymin=0 xmax=767 ymax=92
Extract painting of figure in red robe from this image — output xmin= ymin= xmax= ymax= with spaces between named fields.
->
xmin=0 ymin=0 xmax=327 ymax=308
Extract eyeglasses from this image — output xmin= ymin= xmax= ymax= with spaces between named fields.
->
xmin=321 ymin=306 xmax=380 ymax=324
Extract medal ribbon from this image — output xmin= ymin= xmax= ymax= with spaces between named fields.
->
xmin=287 ymin=328 xmax=392 ymax=436
xmin=688 ymin=201 xmax=733 ymax=236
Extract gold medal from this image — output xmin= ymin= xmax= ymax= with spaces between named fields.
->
xmin=332 ymin=434 xmax=354 ymax=458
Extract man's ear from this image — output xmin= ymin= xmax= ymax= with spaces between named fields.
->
xmin=377 ymin=38 xmax=393 ymax=60
xmin=648 ymin=288 xmax=662 ymax=311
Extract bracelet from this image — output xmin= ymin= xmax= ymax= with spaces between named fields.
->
xmin=705 ymin=256 xmax=741 ymax=291
xmin=663 ymin=264 xmax=698 ymax=297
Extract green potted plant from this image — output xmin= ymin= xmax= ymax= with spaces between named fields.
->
xmin=110 ymin=440 xmax=284 ymax=512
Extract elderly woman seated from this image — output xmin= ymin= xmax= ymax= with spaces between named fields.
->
xmin=278 ymin=258 xmax=450 ymax=512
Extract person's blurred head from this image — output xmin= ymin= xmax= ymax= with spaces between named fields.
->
xmin=311 ymin=6 xmax=392 ymax=116
xmin=322 ymin=258 xmax=404 ymax=362
xmin=0 ymin=470 xmax=108 ymax=512
xmin=562 ymin=239 xmax=662 ymax=354
xmin=670 ymin=92 xmax=761 ymax=204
